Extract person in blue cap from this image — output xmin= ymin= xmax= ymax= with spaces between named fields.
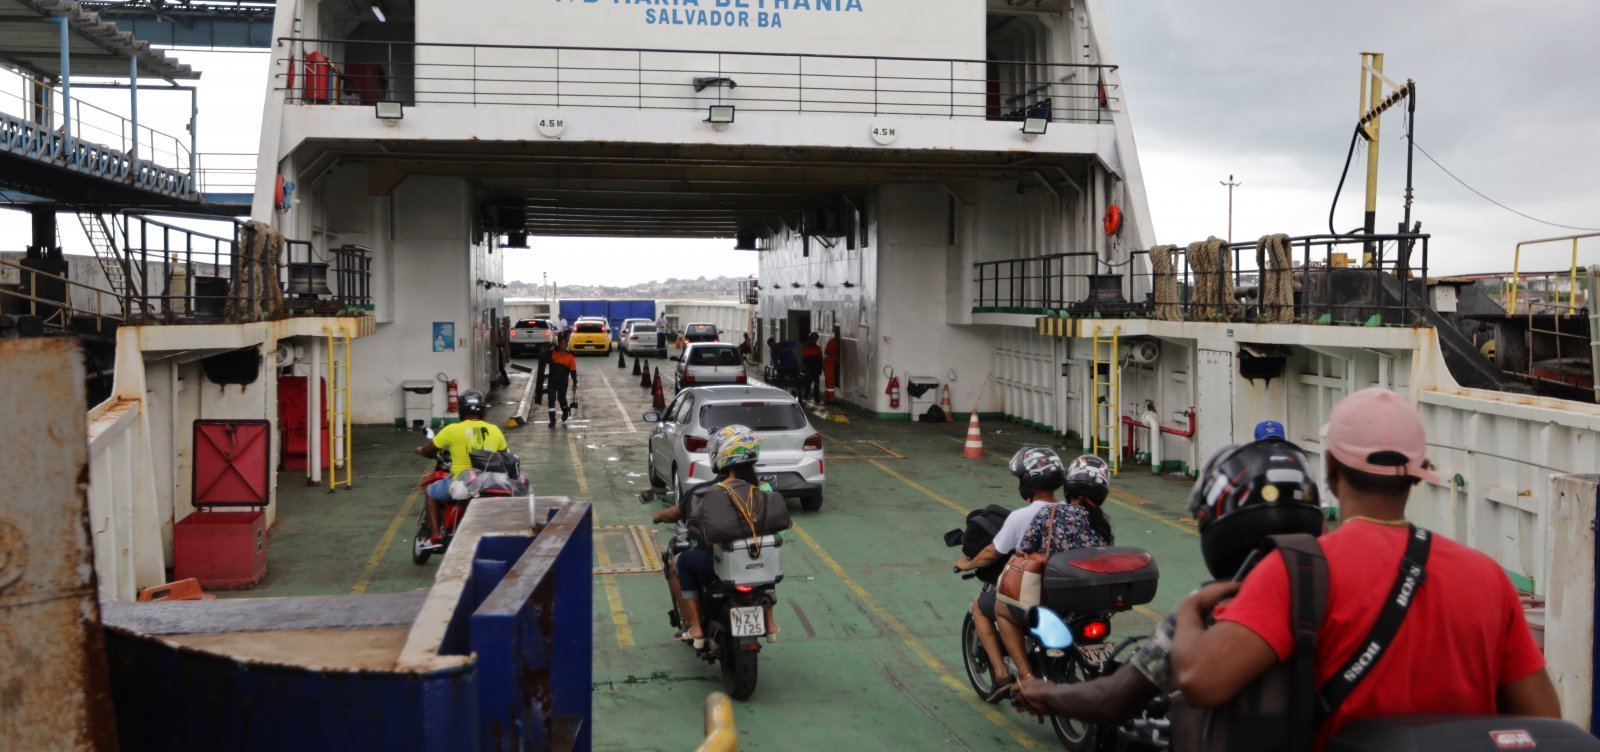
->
xmin=1253 ymin=420 xmax=1286 ymax=441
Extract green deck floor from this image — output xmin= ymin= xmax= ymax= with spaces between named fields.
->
xmin=258 ymin=354 xmax=1209 ymax=750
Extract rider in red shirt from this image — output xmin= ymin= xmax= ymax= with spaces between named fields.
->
xmin=1171 ymin=388 xmax=1559 ymax=748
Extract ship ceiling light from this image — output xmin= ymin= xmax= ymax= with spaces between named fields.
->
xmin=371 ymin=4 xmax=387 ymax=22
xmin=1021 ymin=116 xmax=1049 ymax=137
xmin=374 ymin=100 xmax=404 ymax=120
xmin=706 ymin=105 xmax=736 ymax=125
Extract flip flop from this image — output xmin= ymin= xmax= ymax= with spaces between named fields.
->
xmin=984 ymin=674 xmax=1019 ymax=704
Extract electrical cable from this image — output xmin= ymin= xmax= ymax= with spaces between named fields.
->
xmin=1327 ymin=125 xmax=1366 ymax=236
xmin=1407 ymin=137 xmax=1600 ymax=232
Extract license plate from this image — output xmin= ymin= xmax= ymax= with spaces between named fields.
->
xmin=730 ymin=606 xmax=765 ymax=637
xmin=1077 ymin=643 xmax=1115 ymax=667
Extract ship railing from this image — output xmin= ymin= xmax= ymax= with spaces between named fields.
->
xmin=972 ymin=232 xmax=1434 ymax=326
xmin=1508 ymin=232 xmax=1600 ymax=315
xmin=274 ymin=37 xmax=1121 ymax=124
xmin=195 ymin=152 xmax=258 ymax=194
xmin=0 ymin=68 xmax=194 ymax=177
xmin=0 ymin=254 xmax=125 ymax=334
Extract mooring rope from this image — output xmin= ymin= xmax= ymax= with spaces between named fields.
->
xmin=1149 ymin=244 xmax=1181 ymax=321
xmin=1255 ymin=233 xmax=1295 ymax=323
xmin=1187 ymin=236 xmax=1233 ymax=320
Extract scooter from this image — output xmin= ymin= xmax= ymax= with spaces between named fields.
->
xmin=412 ymin=430 xmax=526 ymax=565
xmin=644 ymin=494 xmax=781 ymax=701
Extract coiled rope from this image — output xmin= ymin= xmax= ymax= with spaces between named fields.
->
xmin=1255 ymin=233 xmax=1296 ymax=323
xmin=1187 ymin=236 xmax=1234 ymax=320
xmin=1148 ymin=244 xmax=1181 ymax=321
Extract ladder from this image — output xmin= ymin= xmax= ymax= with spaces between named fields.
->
xmin=1588 ymin=265 xmax=1599 ymax=404
xmin=1090 ymin=325 xmax=1121 ymax=475
xmin=326 ymin=325 xmax=353 ymax=491
xmin=76 ymin=211 xmax=136 ymax=314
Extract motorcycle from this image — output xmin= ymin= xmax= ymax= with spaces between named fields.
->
xmin=946 ymin=518 xmax=1162 ymax=750
xmin=644 ymin=494 xmax=781 ymax=701
xmin=1023 ymin=605 xmax=1171 ymax=751
xmin=413 ymin=432 xmax=528 ymax=565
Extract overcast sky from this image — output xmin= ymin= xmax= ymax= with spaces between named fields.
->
xmin=4 ymin=0 xmax=1596 ymax=281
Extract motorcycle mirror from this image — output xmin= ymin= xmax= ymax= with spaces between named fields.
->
xmin=943 ymin=528 xmax=964 ymax=548
xmin=1027 ymin=606 xmax=1074 ymax=651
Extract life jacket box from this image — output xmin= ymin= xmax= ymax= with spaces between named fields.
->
xmin=1327 ymin=716 xmax=1599 ymax=752
xmin=713 ymin=535 xmax=783 ymax=586
xmin=1043 ymin=546 xmax=1159 ymax=613
xmin=173 ymin=509 xmax=267 ymax=589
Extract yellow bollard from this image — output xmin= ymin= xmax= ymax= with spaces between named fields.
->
xmin=695 ymin=692 xmax=738 ymax=752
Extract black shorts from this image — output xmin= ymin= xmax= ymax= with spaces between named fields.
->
xmin=976 ymin=589 xmax=1026 ymax=624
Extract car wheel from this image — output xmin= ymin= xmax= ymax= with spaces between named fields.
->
xmin=800 ymin=494 xmax=824 ymax=512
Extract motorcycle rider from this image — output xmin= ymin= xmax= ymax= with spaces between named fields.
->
xmin=955 ymin=450 xmax=1110 ymax=700
xmin=1015 ymin=437 xmax=1325 ymax=723
xmin=674 ymin=426 xmax=792 ymax=647
xmin=651 ymin=425 xmax=743 ymax=642
xmin=1171 ymin=388 xmax=1559 ymax=748
xmin=414 ymin=389 xmax=506 ymax=545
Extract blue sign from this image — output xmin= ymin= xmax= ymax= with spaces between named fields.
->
xmin=433 ymin=322 xmax=455 ymax=352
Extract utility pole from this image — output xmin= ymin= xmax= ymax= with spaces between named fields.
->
xmin=1220 ymin=174 xmax=1241 ymax=243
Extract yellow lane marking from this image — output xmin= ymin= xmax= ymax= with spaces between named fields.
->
xmin=351 ymin=481 xmax=421 ymax=594
xmin=788 ymin=523 xmax=1044 ymax=750
xmin=569 ymin=434 xmax=635 ymax=649
xmin=867 ymin=460 xmax=968 ymax=515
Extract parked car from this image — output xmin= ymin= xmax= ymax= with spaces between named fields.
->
xmin=568 ymin=319 xmax=611 ymax=354
xmin=643 ymin=385 xmax=826 ymax=511
xmin=509 ymin=318 xmax=556 ymax=356
xmin=622 ymin=322 xmax=665 ymax=357
xmin=681 ymin=322 xmax=720 ymax=346
xmin=618 ymin=318 xmax=652 ymax=339
xmin=674 ymin=342 xmax=746 ymax=391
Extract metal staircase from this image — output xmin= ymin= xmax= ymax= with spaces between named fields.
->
xmin=326 ymin=325 xmax=353 ymax=491
xmin=1090 ymin=325 xmax=1121 ymax=474
xmin=76 ymin=211 xmax=138 ymax=315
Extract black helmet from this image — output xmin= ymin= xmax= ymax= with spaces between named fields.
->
xmin=1061 ymin=454 xmax=1111 ymax=506
xmin=1188 ymin=440 xmax=1324 ymax=579
xmin=1009 ymin=447 xmax=1065 ymax=501
xmin=458 ymin=389 xmax=488 ymax=419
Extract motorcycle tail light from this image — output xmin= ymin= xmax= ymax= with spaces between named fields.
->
xmin=803 ymin=433 xmax=823 ymax=450
xmin=1080 ymin=620 xmax=1110 ymax=640
xmin=735 ymin=585 xmax=754 ymax=593
xmin=684 ymin=434 xmax=708 ymax=452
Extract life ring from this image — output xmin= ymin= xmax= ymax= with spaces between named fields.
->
xmin=1103 ymin=204 xmax=1123 ymax=236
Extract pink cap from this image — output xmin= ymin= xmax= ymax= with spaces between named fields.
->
xmin=1321 ymin=387 xmax=1441 ymax=484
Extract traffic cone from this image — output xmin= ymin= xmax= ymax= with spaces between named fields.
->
xmin=632 ymin=357 xmax=642 ymax=376
xmin=940 ymin=384 xmax=954 ymax=422
xmin=962 ymin=411 xmax=984 ymax=459
xmin=640 ymin=360 xmax=653 ymax=388
xmin=652 ymin=368 xmax=666 ymax=410
xmin=617 ymin=347 xmax=627 ymax=368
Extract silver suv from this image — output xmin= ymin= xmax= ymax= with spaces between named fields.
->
xmin=644 ymin=385 xmax=826 ymax=511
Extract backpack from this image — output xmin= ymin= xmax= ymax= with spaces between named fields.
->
xmin=955 ymin=504 xmax=1012 ymax=584
xmin=1171 ymin=526 xmax=1431 ymax=752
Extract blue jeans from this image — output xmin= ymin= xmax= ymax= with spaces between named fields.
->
xmin=427 ymin=477 xmax=453 ymax=502
xmin=676 ymin=548 xmax=716 ymax=600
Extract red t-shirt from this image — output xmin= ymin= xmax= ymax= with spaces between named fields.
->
xmin=1215 ymin=519 xmax=1546 ymax=749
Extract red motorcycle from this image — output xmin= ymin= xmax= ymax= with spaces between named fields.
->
xmin=412 ymin=445 xmax=528 ymax=565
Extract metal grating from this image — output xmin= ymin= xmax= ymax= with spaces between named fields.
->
xmin=592 ymin=524 xmax=661 ymax=576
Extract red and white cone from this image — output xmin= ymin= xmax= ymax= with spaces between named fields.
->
xmin=962 ymin=411 xmax=984 ymax=459
xmin=940 ymin=384 xmax=954 ymax=422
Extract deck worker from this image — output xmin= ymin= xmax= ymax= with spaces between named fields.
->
xmin=656 ymin=312 xmax=670 ymax=353
xmin=414 ymin=390 xmax=506 ymax=545
xmin=821 ymin=329 xmax=840 ymax=402
xmin=1169 ymin=388 xmax=1559 ymax=748
xmin=1014 ymin=438 xmax=1325 ymax=725
xmin=801 ymin=332 xmax=825 ymax=402
xmin=546 ymin=342 xmax=578 ymax=428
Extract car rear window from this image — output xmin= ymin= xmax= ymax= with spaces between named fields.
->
xmin=516 ymin=319 xmax=547 ymax=329
xmin=576 ymin=323 xmax=605 ymax=333
xmin=632 ymin=325 xmax=657 ymax=334
xmin=688 ymin=347 xmax=740 ymax=366
xmin=701 ymin=403 xmax=809 ymax=432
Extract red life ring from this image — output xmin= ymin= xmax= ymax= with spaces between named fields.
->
xmin=274 ymin=175 xmax=286 ymax=209
xmin=1103 ymin=204 xmax=1123 ymax=236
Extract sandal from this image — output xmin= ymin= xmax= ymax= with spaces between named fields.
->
xmin=984 ymin=674 xmax=1019 ymax=703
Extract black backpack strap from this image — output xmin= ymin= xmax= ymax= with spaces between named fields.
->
xmin=1267 ymin=533 xmax=1328 ymax=749
xmin=1316 ymin=524 xmax=1431 ymax=718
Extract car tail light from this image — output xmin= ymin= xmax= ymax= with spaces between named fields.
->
xmin=1079 ymin=620 xmax=1110 ymax=641
xmin=735 ymin=372 xmax=747 ymax=383
xmin=510 ymin=331 xmax=517 ymax=337
xmin=1066 ymin=552 xmax=1153 ymax=573
xmin=684 ymin=434 xmax=708 ymax=452
xmin=803 ymin=433 xmax=823 ymax=450
xmin=684 ymin=373 xmax=697 ymax=384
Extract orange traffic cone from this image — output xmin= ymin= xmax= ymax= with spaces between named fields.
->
xmin=940 ymin=384 xmax=954 ymax=422
xmin=962 ymin=411 xmax=984 ymax=459
xmin=651 ymin=368 xmax=667 ymax=410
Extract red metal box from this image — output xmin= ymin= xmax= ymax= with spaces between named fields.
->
xmin=173 ymin=510 xmax=267 ymax=588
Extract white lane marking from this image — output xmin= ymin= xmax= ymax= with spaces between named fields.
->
xmin=593 ymin=367 xmax=638 ymax=433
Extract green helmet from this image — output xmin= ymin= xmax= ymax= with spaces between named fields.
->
xmin=709 ymin=424 xmax=762 ymax=473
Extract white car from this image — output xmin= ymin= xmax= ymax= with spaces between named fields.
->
xmin=622 ymin=321 xmax=666 ymax=357
xmin=644 ymin=385 xmax=826 ymax=511
xmin=673 ymin=342 xmax=746 ymax=391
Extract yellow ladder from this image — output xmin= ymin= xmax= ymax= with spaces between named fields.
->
xmin=326 ymin=325 xmax=353 ymax=491
xmin=1090 ymin=326 xmax=1120 ymax=475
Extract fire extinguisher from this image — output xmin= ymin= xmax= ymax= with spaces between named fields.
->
xmin=304 ymin=50 xmax=333 ymax=104
xmin=884 ymin=368 xmax=901 ymax=409
xmin=442 ymin=376 xmax=459 ymax=413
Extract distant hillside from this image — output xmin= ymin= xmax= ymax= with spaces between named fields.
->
xmin=506 ymin=275 xmax=751 ymax=300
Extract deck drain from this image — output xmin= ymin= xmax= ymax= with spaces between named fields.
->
xmin=593 ymin=524 xmax=662 ymax=575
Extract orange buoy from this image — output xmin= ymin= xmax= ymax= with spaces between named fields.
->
xmin=1103 ymin=204 xmax=1123 ymax=237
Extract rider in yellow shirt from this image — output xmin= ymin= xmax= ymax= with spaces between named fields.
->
xmin=414 ymin=389 xmax=507 ymax=544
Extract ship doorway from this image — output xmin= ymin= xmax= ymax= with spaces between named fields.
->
xmin=985 ymin=5 xmax=1058 ymax=122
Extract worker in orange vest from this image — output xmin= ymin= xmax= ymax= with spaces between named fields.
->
xmin=822 ymin=331 xmax=840 ymax=403
xmin=801 ymin=332 xmax=825 ymax=403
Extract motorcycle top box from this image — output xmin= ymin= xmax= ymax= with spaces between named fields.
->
xmin=713 ymin=535 xmax=783 ymax=586
xmin=1042 ymin=546 xmax=1159 ymax=613
xmin=1327 ymin=715 xmax=1600 ymax=752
